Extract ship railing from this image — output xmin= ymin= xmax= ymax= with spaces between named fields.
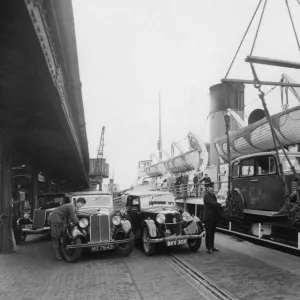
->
xmin=152 ymin=181 xmax=228 ymax=200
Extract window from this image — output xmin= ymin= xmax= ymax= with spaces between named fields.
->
xmin=240 ymin=158 xmax=254 ymax=177
xmin=232 ymin=162 xmax=239 ymax=178
xmin=280 ymin=155 xmax=300 ymax=172
xmin=256 ymin=155 xmax=276 ymax=175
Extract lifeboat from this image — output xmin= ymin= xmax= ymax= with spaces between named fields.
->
xmin=214 ymin=105 xmax=300 ymax=161
xmin=144 ymin=132 xmax=208 ymax=177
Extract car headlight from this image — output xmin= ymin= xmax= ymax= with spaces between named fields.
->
xmin=156 ymin=213 xmax=166 ymax=224
xmin=182 ymin=212 xmax=191 ymax=222
xmin=112 ymin=216 xmax=121 ymax=226
xmin=79 ymin=218 xmax=89 ymax=228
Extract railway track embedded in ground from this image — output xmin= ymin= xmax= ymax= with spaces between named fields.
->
xmin=217 ymin=226 xmax=300 ymax=257
xmin=166 ymin=253 xmax=238 ymax=300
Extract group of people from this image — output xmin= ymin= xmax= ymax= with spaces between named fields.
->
xmin=193 ymin=173 xmax=211 ymax=197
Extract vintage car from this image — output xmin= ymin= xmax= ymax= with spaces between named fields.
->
xmin=15 ymin=193 xmax=71 ymax=243
xmin=60 ymin=191 xmax=134 ymax=263
xmin=123 ymin=190 xmax=205 ymax=256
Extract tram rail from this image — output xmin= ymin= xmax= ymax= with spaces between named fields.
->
xmin=217 ymin=226 xmax=300 ymax=257
xmin=166 ymin=253 xmax=237 ymax=300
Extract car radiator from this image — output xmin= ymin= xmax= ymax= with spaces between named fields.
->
xmin=33 ymin=210 xmax=46 ymax=230
xmin=90 ymin=214 xmax=110 ymax=243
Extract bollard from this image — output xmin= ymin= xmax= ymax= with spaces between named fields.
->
xmin=229 ymin=222 xmax=232 ymax=231
xmin=195 ymin=204 xmax=197 ymax=216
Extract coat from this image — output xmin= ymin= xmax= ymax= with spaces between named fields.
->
xmin=48 ymin=203 xmax=79 ymax=224
xmin=203 ymin=190 xmax=221 ymax=222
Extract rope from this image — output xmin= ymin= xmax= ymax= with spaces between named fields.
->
xmin=250 ymin=0 xmax=268 ymax=55
xmin=224 ymin=0 xmax=263 ymax=79
xmin=285 ymin=0 xmax=300 ymax=54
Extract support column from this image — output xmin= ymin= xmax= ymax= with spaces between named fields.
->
xmin=43 ymin=175 xmax=52 ymax=193
xmin=0 ymin=132 xmax=13 ymax=254
xmin=30 ymin=167 xmax=38 ymax=215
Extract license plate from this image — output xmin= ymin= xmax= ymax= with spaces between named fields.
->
xmin=22 ymin=224 xmax=33 ymax=229
xmin=166 ymin=239 xmax=187 ymax=246
xmin=91 ymin=244 xmax=115 ymax=252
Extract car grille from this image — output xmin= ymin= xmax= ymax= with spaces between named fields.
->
xmin=164 ymin=212 xmax=181 ymax=223
xmin=165 ymin=223 xmax=181 ymax=236
xmin=90 ymin=214 xmax=110 ymax=243
xmin=33 ymin=210 xmax=46 ymax=230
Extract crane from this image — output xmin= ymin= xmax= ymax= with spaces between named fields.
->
xmin=93 ymin=126 xmax=105 ymax=191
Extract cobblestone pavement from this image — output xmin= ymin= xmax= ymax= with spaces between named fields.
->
xmin=0 ymin=234 xmax=205 ymax=300
xmin=2 ymin=233 xmax=300 ymax=300
xmin=174 ymin=234 xmax=300 ymax=300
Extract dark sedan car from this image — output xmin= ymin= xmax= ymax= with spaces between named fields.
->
xmin=123 ymin=190 xmax=205 ymax=256
xmin=15 ymin=193 xmax=71 ymax=243
xmin=60 ymin=191 xmax=134 ymax=263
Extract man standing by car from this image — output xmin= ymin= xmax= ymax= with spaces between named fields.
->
xmin=203 ymin=182 xmax=225 ymax=254
xmin=48 ymin=197 xmax=86 ymax=260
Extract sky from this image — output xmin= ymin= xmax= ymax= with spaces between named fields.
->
xmin=72 ymin=0 xmax=300 ymax=189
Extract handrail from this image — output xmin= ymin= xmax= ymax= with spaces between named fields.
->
xmin=151 ymin=181 xmax=228 ymax=199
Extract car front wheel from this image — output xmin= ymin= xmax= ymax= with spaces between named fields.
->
xmin=187 ymin=237 xmax=202 ymax=251
xmin=61 ymin=234 xmax=82 ymax=263
xmin=142 ymin=226 xmax=155 ymax=256
xmin=115 ymin=231 xmax=134 ymax=256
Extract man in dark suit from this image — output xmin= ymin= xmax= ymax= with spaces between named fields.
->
xmin=203 ymin=182 xmax=225 ymax=254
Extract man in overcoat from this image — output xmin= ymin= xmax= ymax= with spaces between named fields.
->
xmin=203 ymin=182 xmax=224 ymax=254
xmin=48 ymin=197 xmax=86 ymax=260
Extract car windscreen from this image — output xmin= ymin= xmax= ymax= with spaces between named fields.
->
xmin=72 ymin=195 xmax=112 ymax=207
xmin=38 ymin=196 xmax=65 ymax=207
xmin=140 ymin=194 xmax=176 ymax=209
xmin=280 ymin=155 xmax=300 ymax=172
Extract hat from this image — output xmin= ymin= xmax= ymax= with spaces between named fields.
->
xmin=204 ymin=182 xmax=214 ymax=188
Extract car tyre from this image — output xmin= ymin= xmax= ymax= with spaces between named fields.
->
xmin=61 ymin=234 xmax=82 ymax=263
xmin=115 ymin=231 xmax=134 ymax=256
xmin=15 ymin=230 xmax=27 ymax=244
xmin=187 ymin=237 xmax=202 ymax=251
xmin=142 ymin=226 xmax=155 ymax=256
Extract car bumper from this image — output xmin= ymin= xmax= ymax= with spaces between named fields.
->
xmin=66 ymin=238 xmax=132 ymax=250
xmin=148 ymin=232 xmax=205 ymax=244
xmin=21 ymin=227 xmax=50 ymax=234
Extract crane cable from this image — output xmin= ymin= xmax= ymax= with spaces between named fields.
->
xmin=250 ymin=0 xmax=268 ymax=55
xmin=285 ymin=0 xmax=300 ymax=54
xmin=224 ymin=0 xmax=263 ymax=79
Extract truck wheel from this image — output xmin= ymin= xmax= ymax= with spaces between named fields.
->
xmin=115 ymin=231 xmax=134 ymax=256
xmin=187 ymin=238 xmax=202 ymax=251
xmin=61 ymin=235 xmax=82 ymax=263
xmin=142 ymin=226 xmax=155 ymax=256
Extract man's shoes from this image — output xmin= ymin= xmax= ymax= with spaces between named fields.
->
xmin=207 ymin=249 xmax=213 ymax=254
xmin=212 ymin=247 xmax=219 ymax=252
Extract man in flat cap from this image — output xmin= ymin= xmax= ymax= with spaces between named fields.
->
xmin=203 ymin=182 xmax=225 ymax=254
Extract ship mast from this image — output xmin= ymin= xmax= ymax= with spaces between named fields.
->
xmin=158 ymin=90 xmax=162 ymax=162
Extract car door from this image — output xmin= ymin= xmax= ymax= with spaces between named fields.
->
xmin=254 ymin=155 xmax=283 ymax=211
xmin=126 ymin=195 xmax=142 ymax=234
xmin=235 ymin=157 xmax=256 ymax=209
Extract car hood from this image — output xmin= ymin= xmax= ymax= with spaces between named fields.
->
xmin=142 ymin=207 xmax=178 ymax=214
xmin=142 ymin=207 xmax=181 ymax=222
xmin=77 ymin=206 xmax=112 ymax=217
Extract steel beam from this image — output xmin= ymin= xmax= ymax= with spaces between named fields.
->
xmin=245 ymin=56 xmax=300 ymax=70
xmin=221 ymin=78 xmax=300 ymax=88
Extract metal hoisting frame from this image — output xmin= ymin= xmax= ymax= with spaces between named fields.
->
xmin=222 ymin=0 xmax=300 ymax=224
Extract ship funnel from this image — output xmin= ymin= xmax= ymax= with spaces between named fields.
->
xmin=248 ymin=109 xmax=265 ymax=125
